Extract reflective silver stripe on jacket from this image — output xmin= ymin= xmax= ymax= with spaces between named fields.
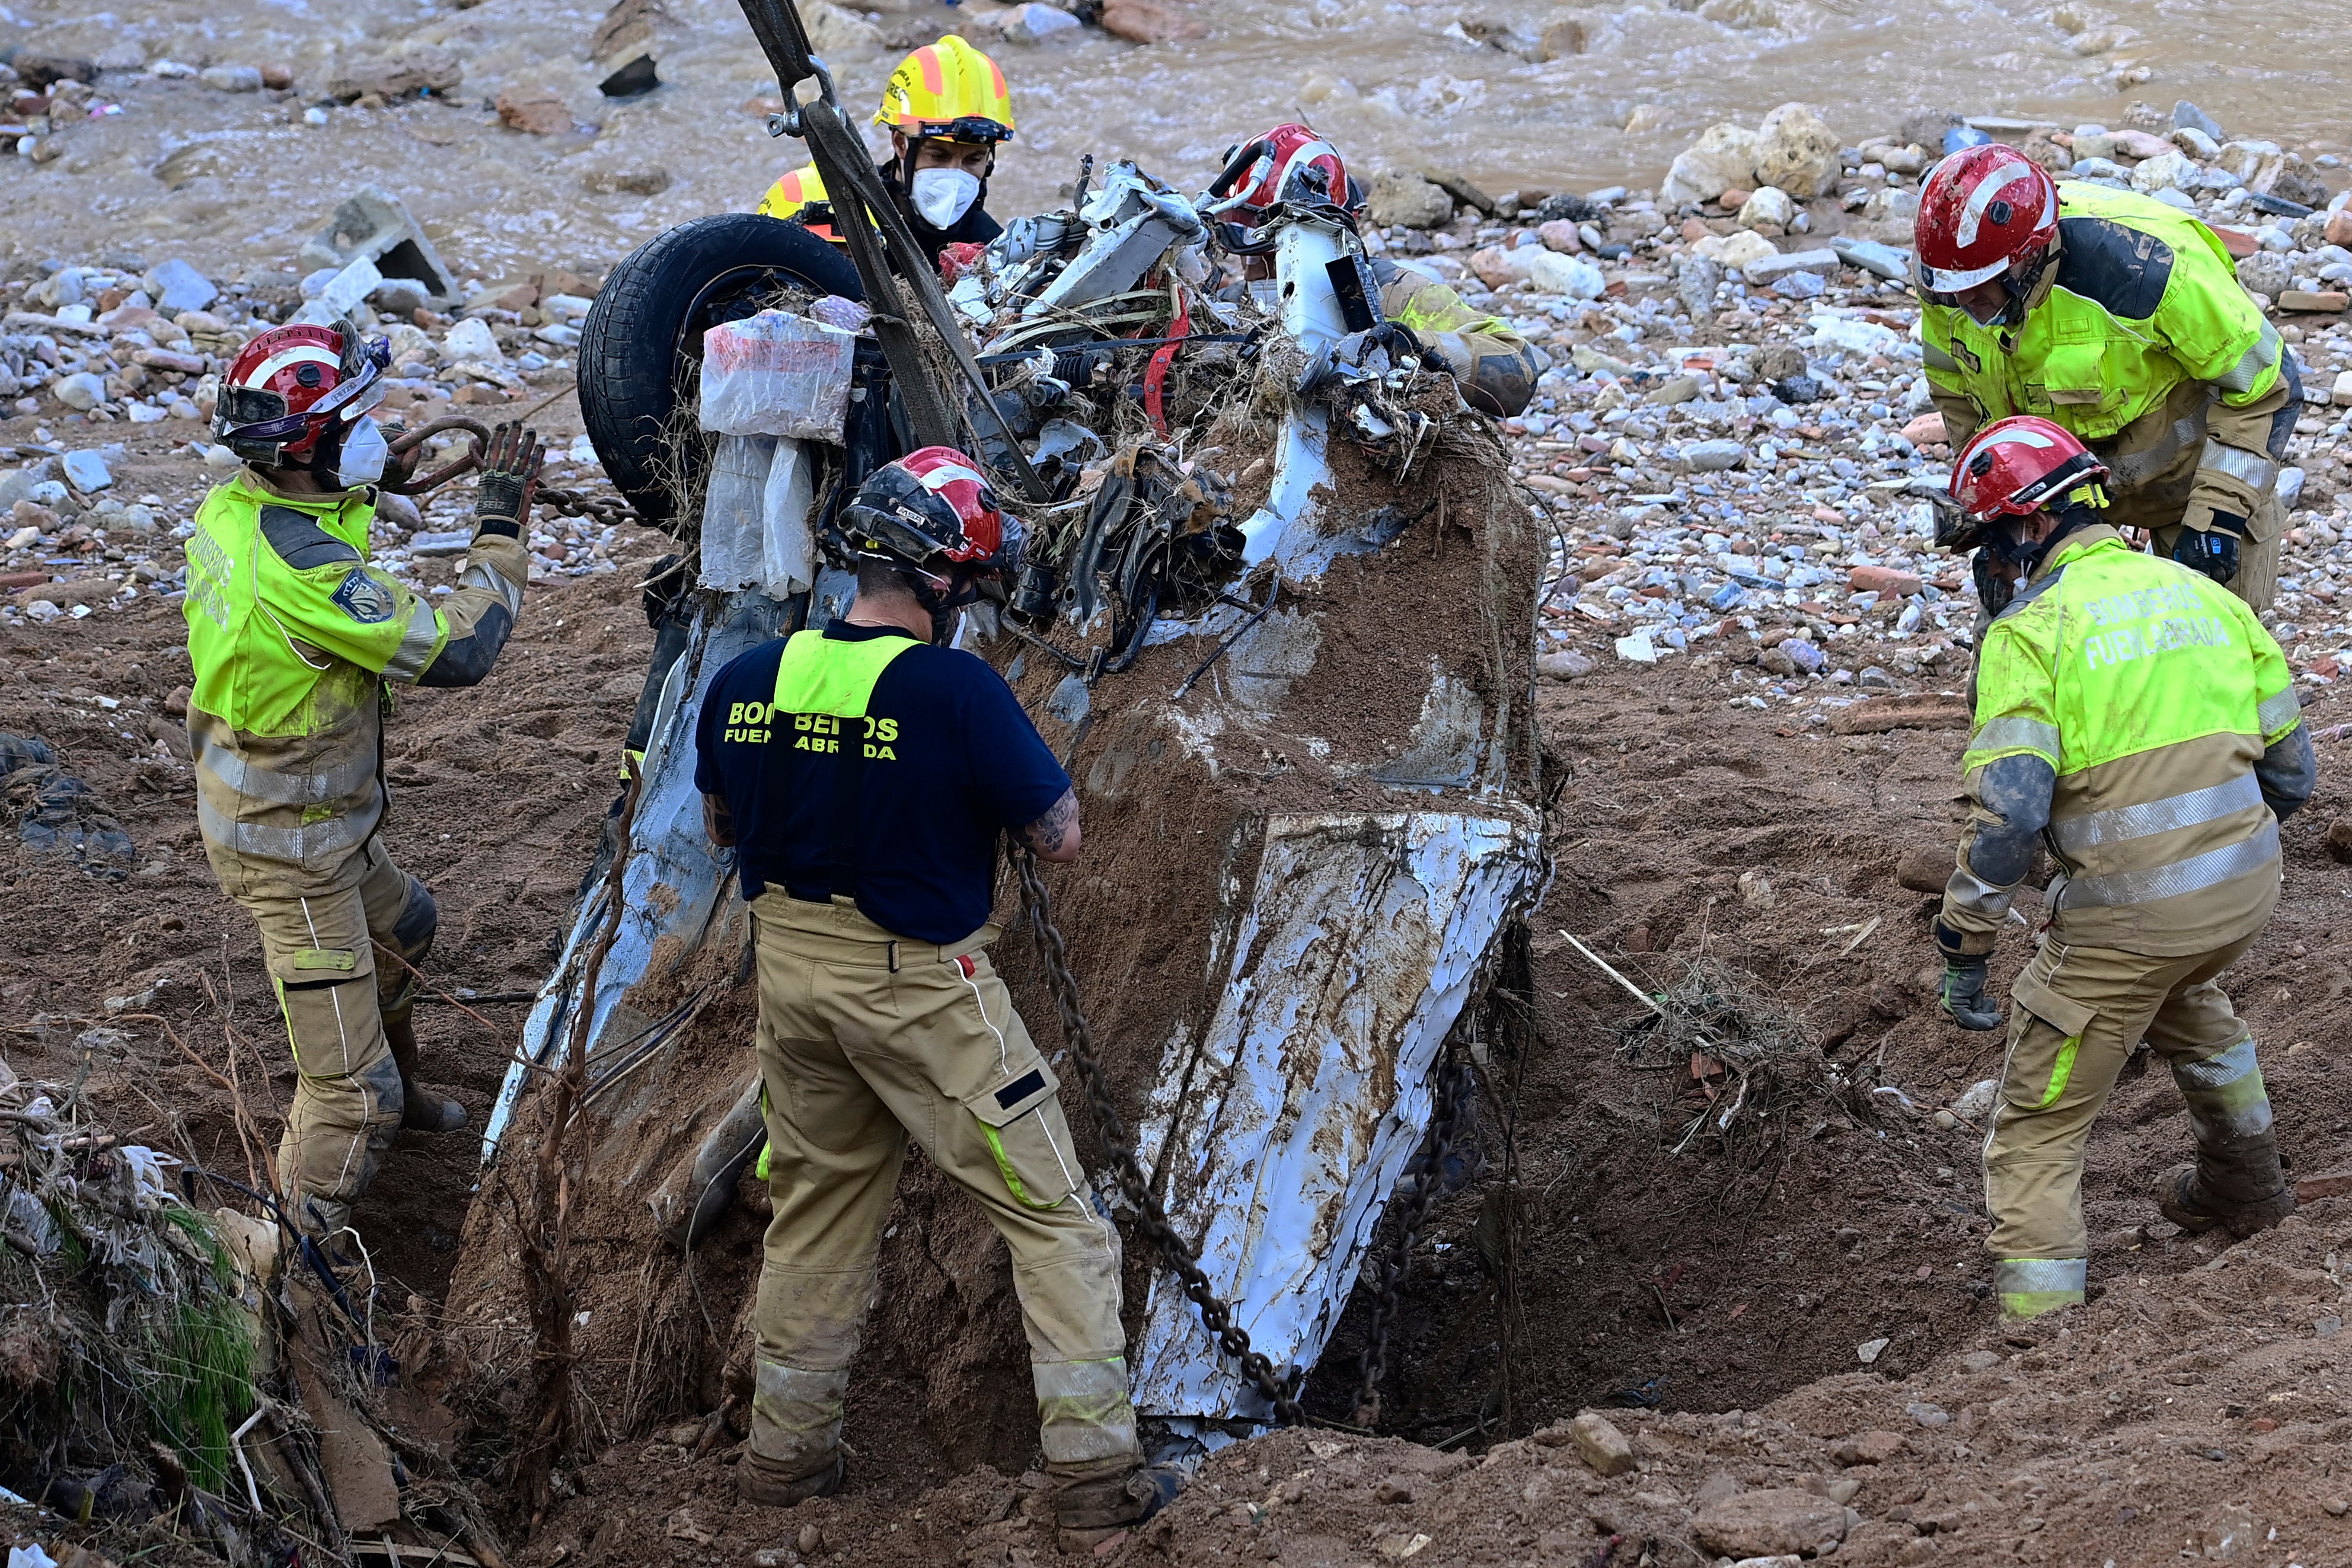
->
xmin=2214 ymin=318 xmax=2283 ymax=395
xmin=2058 ymin=817 xmax=2279 ymax=908
xmin=459 ymin=560 xmax=525 ymax=619
xmin=1993 ymin=1257 xmax=2086 ymax=1295
xmin=2198 ymin=437 xmax=2279 ymax=492
xmin=382 ymin=597 xmax=442 ymax=684
xmin=1968 ymin=715 xmax=2063 ymax=759
xmin=2102 ymin=405 xmax=2210 ymax=486
xmin=2047 ymin=773 xmax=2261 ymax=856
xmin=1922 ymin=340 xmax=1960 ymax=373
xmin=2173 ymin=1036 xmax=2260 ymax=1093
xmin=195 ymin=731 xmax=378 ymax=807
xmin=196 ymin=792 xmax=368 ymax=863
xmin=2257 ymin=688 xmax=2302 ymax=736
xmin=1943 ymin=864 xmax=2015 ymax=920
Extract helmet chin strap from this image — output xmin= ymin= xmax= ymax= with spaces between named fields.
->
xmin=901 ymin=561 xmax=992 ymax=643
xmin=1989 ymin=500 xmax=2098 ymax=577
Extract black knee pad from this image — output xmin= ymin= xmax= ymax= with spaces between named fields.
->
xmin=391 ymin=875 xmax=438 ymax=963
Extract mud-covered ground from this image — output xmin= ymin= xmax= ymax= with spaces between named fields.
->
xmin=10 ymin=507 xmax=2351 ymax=1561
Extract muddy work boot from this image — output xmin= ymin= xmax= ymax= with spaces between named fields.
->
xmin=384 ymin=1010 xmax=468 ymax=1133
xmin=2157 ymin=1161 xmax=2296 ymax=1239
xmin=1049 ymin=1461 xmax=1182 ymax=1554
xmin=738 ymin=1450 xmax=844 ymax=1509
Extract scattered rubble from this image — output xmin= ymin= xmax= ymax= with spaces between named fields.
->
xmin=0 ymin=234 xmax=634 ymax=633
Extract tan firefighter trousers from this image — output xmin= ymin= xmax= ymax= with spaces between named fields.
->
xmin=1985 ymin=931 xmax=2276 ymax=1315
xmin=745 ymin=891 xmax=1138 ymax=1484
xmin=232 ymin=836 xmax=436 ymax=1238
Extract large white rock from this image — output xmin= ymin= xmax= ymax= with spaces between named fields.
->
xmin=1661 ymin=122 xmax=1760 ymax=206
xmin=1691 ymin=229 xmax=1778 ymax=269
xmin=1525 ymin=250 xmax=1607 ymax=299
xmin=1744 ymin=247 xmax=1839 ymax=283
xmin=442 ymin=317 xmax=505 ymax=365
xmin=2129 ymin=149 xmax=2195 ymax=194
xmin=1737 ymin=186 xmax=1795 ymax=230
xmin=1752 ymin=102 xmax=1842 ymax=197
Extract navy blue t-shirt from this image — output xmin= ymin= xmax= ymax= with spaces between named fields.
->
xmin=692 ymin=622 xmax=1070 ymax=945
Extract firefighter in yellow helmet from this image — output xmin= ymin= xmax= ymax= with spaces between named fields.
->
xmin=755 ymin=34 xmax=1012 ymax=268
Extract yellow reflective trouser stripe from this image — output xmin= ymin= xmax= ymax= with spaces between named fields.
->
xmin=2037 ymin=1033 xmax=2083 ymax=1110
xmin=1033 ymin=1357 xmax=1138 ymax=1467
xmin=1994 ymin=1257 xmax=2086 ymax=1318
xmin=981 ymin=1122 xmax=1066 ymax=1211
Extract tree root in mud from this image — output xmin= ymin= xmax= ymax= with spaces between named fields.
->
xmin=502 ymin=761 xmax=643 ymax=1532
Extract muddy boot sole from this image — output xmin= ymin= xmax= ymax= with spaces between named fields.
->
xmin=2156 ymin=1163 xmax=2296 ymax=1239
xmin=739 ymin=1454 xmax=844 ymax=1509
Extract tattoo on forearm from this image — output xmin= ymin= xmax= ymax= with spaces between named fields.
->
xmin=1022 ymin=790 xmax=1077 ymax=855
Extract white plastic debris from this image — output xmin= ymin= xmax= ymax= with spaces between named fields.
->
xmin=699 ymin=435 xmax=776 ymax=590
xmin=1614 ymin=630 xmax=1658 ymax=663
xmin=759 ymin=437 xmax=818 ymax=596
xmin=9 ymin=1544 xmax=59 ymax=1568
xmin=698 ymin=310 xmax=858 ymax=442
xmin=119 ymin=1145 xmax=178 ymax=1210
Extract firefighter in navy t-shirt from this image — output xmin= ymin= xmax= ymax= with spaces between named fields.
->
xmin=693 ymin=448 xmax=1176 ymax=1547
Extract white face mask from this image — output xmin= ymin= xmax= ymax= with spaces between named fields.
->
xmin=334 ymin=416 xmax=388 ymax=488
xmin=910 ymin=167 xmax=981 ymax=229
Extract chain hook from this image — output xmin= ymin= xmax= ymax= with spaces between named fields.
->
xmin=382 ymin=417 xmax=494 ymax=496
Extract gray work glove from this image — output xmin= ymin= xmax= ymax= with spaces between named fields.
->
xmin=1938 ymin=955 xmax=2002 ymax=1032
xmin=473 ymin=421 xmax=544 ymax=539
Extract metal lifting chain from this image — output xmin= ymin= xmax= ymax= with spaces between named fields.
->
xmin=1012 ymin=848 xmax=1305 ymax=1427
xmin=533 ymin=486 xmax=643 ymax=532
xmin=1351 ymin=1043 xmax=1472 ymax=1429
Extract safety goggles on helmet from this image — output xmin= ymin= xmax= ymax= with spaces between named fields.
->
xmin=216 ymin=337 xmax=390 ymax=445
xmin=905 ymin=114 xmax=1013 ymax=145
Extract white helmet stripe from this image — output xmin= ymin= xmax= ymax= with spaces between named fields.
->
xmin=1977 ymin=428 xmax=2058 ymax=452
xmin=1954 ymin=162 xmax=2051 ymax=249
xmin=236 ymin=344 xmax=339 ymax=389
xmin=918 ymin=460 xmax=988 ymax=491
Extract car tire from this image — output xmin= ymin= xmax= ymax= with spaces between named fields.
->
xmin=577 ymin=213 xmax=862 ymax=529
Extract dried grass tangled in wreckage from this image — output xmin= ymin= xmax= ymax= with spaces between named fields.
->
xmin=1 ymin=1065 xmax=505 ymax=1565
xmin=1614 ymin=958 xmax=1879 ymax=1162
xmin=1 ymin=1071 xmax=258 ymax=1528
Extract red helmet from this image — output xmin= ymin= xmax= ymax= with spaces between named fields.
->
xmin=841 ymin=446 xmax=1021 ymax=573
xmin=214 ymin=321 xmax=390 ymax=466
xmin=1915 ymin=143 xmax=2059 ymax=299
xmin=1215 ymin=123 xmax=1354 ymax=219
xmin=1943 ymin=416 xmax=2108 ymax=549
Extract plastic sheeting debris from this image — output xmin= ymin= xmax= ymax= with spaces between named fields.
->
xmin=699 ymin=309 xmax=857 ymax=441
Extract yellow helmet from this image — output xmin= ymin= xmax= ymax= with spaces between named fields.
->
xmin=873 ymin=34 xmax=1014 ymax=144
xmin=755 ymin=163 xmax=828 ymax=219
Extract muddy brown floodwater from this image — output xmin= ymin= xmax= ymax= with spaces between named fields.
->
xmin=7 ymin=0 xmax=2352 ymax=291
